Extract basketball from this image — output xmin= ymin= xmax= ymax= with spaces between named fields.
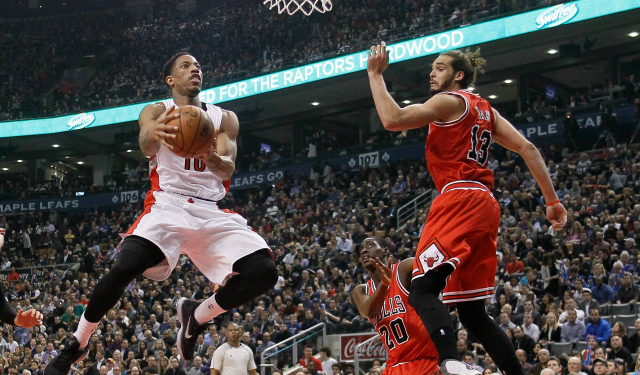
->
xmin=165 ymin=105 xmax=217 ymax=158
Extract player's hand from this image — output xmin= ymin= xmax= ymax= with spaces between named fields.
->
xmin=546 ymin=202 xmax=567 ymax=231
xmin=367 ymin=41 xmax=390 ymax=76
xmin=151 ymin=104 xmax=180 ymax=151
xmin=194 ymin=128 xmax=220 ymax=160
xmin=14 ymin=309 xmax=43 ymax=328
xmin=373 ymin=257 xmax=393 ymax=286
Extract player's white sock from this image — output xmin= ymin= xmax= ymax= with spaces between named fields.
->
xmin=194 ymin=294 xmax=227 ymax=325
xmin=73 ymin=313 xmax=98 ymax=349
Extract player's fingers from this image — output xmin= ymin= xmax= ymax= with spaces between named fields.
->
xmin=158 ymin=138 xmax=175 ymax=151
xmin=159 ymin=113 xmax=180 ymax=124
xmin=159 ymin=123 xmax=179 ymax=133
xmin=387 ymin=258 xmax=392 ymax=268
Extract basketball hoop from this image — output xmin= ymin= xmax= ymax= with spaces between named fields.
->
xmin=263 ymin=0 xmax=332 ymax=16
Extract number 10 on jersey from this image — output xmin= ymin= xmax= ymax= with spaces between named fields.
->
xmin=184 ymin=158 xmax=206 ymax=171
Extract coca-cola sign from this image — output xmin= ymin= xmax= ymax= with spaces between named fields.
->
xmin=340 ymin=334 xmax=387 ymax=360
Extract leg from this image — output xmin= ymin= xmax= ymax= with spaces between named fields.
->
xmin=82 ymin=236 xmax=166 ymax=325
xmin=178 ymin=249 xmax=277 ymax=360
xmin=0 ymin=282 xmax=17 ymax=325
xmin=212 ymin=249 xmax=278 ymax=311
xmin=457 ymin=300 xmax=524 ymax=375
xmin=45 ymin=236 xmax=166 ymax=375
xmin=408 ymin=265 xmax=459 ymax=364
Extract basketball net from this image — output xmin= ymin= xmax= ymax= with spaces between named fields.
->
xmin=263 ymin=0 xmax=332 ymax=16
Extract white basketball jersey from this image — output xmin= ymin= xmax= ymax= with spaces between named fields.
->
xmin=150 ymin=99 xmax=229 ymax=201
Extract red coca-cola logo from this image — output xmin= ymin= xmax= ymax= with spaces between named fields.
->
xmin=341 ymin=334 xmax=387 ymax=360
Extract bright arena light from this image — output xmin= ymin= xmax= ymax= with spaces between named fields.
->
xmin=547 ymin=49 xmax=558 ymax=54
xmin=488 ymin=95 xmax=497 ymax=99
xmin=504 ymin=79 xmax=513 ymax=84
xmin=629 ymin=32 xmax=639 ymax=37
xmin=311 ymin=102 xmax=320 ymax=106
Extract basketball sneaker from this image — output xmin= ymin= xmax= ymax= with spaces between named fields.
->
xmin=177 ymin=297 xmax=209 ymax=361
xmin=440 ymin=360 xmax=482 ymax=375
xmin=44 ymin=335 xmax=90 ymax=375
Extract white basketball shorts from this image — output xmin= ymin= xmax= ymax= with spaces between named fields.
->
xmin=119 ymin=190 xmax=268 ymax=285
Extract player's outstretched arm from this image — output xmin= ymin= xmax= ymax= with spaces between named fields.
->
xmin=138 ymin=103 xmax=180 ymax=157
xmin=367 ymin=42 xmax=459 ymax=131
xmin=196 ymin=110 xmax=238 ymax=181
xmin=351 ymin=258 xmax=393 ymax=319
xmin=396 ymin=258 xmax=415 ymax=292
xmin=14 ymin=309 xmax=43 ymax=328
xmin=492 ymin=109 xmax=567 ymax=230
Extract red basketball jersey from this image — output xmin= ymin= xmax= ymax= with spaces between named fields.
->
xmin=425 ymin=89 xmax=495 ymax=192
xmin=366 ymin=263 xmax=437 ymax=366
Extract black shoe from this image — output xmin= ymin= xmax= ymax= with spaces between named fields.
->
xmin=177 ymin=297 xmax=208 ymax=361
xmin=45 ymin=335 xmax=90 ymax=375
xmin=440 ymin=360 xmax=482 ymax=375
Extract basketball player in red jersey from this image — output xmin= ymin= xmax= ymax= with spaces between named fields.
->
xmin=367 ymin=42 xmax=567 ymax=375
xmin=46 ymin=52 xmax=277 ymax=375
xmin=352 ymin=237 xmax=439 ymax=375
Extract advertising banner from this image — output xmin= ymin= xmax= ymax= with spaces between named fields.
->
xmin=0 ymin=263 xmax=80 ymax=282
xmin=1 ymin=0 xmax=637 ymax=138
xmin=0 ymin=189 xmax=146 ymax=214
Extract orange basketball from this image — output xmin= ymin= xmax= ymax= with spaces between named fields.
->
xmin=165 ymin=105 xmax=216 ymax=158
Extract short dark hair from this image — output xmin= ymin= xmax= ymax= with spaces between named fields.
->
xmin=369 ymin=236 xmax=388 ymax=250
xmin=305 ymin=344 xmax=314 ymax=350
xmin=163 ymin=51 xmax=192 ymax=90
xmin=320 ymin=347 xmax=331 ymax=357
xmin=439 ymin=48 xmax=486 ymax=89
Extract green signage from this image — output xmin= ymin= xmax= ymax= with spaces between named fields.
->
xmin=1 ymin=0 xmax=638 ymax=138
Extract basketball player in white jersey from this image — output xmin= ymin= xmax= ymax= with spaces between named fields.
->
xmin=45 ymin=52 xmax=278 ymax=375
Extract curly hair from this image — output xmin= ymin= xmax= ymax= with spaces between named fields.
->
xmin=439 ymin=48 xmax=486 ymax=89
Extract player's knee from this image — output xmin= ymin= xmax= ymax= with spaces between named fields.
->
xmin=246 ymin=250 xmax=278 ymax=290
xmin=457 ymin=300 xmax=487 ymax=328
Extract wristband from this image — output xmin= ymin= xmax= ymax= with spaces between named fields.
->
xmin=381 ymin=281 xmax=390 ymax=287
xmin=546 ymin=200 xmax=560 ymax=207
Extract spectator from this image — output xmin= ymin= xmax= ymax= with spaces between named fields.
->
xmin=592 ymin=276 xmax=615 ymax=305
xmin=607 ymin=335 xmax=632 ymax=368
xmin=539 ymin=312 xmax=562 ymax=343
xmin=299 ymin=345 xmax=322 ymax=370
xmin=585 ymin=309 xmax=612 ymax=345
xmin=319 ymin=347 xmax=337 ymax=375
xmin=513 ymin=326 xmax=535 ymax=362
xmin=561 ymin=309 xmax=586 ymax=343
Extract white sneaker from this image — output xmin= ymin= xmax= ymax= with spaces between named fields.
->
xmin=441 ymin=360 xmax=482 ymax=375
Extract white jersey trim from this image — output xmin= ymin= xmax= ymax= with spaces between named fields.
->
xmin=432 ymin=91 xmax=470 ymax=127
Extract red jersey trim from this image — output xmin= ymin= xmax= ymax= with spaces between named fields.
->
xmin=432 ymin=91 xmax=469 ymax=127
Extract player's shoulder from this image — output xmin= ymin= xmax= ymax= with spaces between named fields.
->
xmin=140 ymin=101 xmax=167 ymax=118
xmin=220 ymin=109 xmax=240 ymax=132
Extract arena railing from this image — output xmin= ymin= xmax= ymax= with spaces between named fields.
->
xmin=353 ymin=334 xmax=387 ymax=375
xmin=259 ymin=322 xmax=326 ymax=375
xmin=396 ymin=189 xmax=437 ymax=229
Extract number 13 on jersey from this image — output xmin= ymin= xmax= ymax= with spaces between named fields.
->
xmin=467 ymin=124 xmax=491 ymax=166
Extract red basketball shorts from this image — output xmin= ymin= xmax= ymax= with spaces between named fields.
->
xmin=412 ymin=181 xmax=500 ymax=304
xmin=383 ymin=357 xmax=440 ymax=375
